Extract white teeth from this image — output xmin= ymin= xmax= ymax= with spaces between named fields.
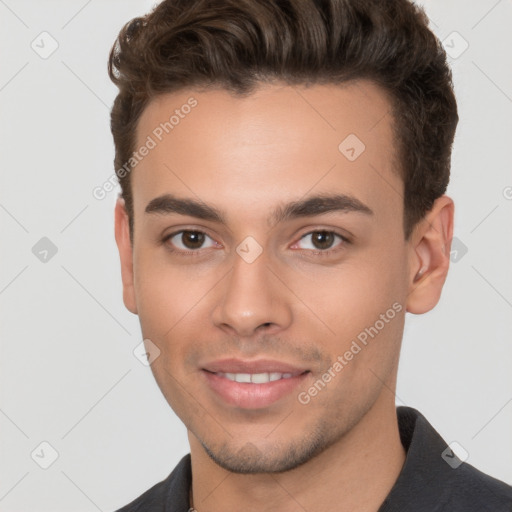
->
xmin=218 ymin=372 xmax=294 ymax=383
xmin=251 ymin=373 xmax=270 ymax=384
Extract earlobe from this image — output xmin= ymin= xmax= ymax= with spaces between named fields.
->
xmin=406 ymin=195 xmax=454 ymax=314
xmin=114 ymin=197 xmax=138 ymax=315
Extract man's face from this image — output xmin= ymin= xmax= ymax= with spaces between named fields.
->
xmin=121 ymin=81 xmax=413 ymax=472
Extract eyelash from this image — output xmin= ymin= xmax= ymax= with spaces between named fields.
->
xmin=293 ymin=231 xmax=350 ymax=257
xmin=161 ymin=229 xmax=350 ymax=258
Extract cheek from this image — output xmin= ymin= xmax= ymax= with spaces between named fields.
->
xmin=133 ymin=250 xmax=216 ymax=336
xmin=294 ymin=296 xmax=404 ymax=419
xmin=290 ymin=257 xmax=403 ymax=338
xmin=132 ymin=257 xmax=210 ymax=416
xmin=288 ymin=246 xmax=406 ymax=385
xmin=132 ymin=252 xmax=222 ymax=404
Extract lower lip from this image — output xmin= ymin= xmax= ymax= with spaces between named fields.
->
xmin=202 ymin=371 xmax=309 ymax=409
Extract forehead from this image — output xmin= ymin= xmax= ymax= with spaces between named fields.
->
xmin=131 ymin=80 xmax=401 ymax=226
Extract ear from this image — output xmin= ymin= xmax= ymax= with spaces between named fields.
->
xmin=406 ymin=195 xmax=454 ymax=314
xmin=114 ymin=197 xmax=138 ymax=314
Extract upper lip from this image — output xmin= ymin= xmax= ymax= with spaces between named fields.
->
xmin=203 ymin=358 xmax=308 ymax=375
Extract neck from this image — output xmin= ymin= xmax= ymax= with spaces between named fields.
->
xmin=188 ymin=396 xmax=406 ymax=512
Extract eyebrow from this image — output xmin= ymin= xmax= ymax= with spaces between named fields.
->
xmin=144 ymin=193 xmax=374 ymax=225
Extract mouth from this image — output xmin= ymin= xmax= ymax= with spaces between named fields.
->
xmin=201 ymin=359 xmax=310 ymax=409
xmin=213 ymin=371 xmax=296 ymax=383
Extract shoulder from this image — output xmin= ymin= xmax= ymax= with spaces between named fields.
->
xmin=380 ymin=407 xmax=512 ymax=511
xmin=441 ymin=460 xmax=512 ymax=508
xmin=114 ymin=454 xmax=191 ymax=512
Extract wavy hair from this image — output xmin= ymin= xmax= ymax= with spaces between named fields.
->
xmin=108 ymin=0 xmax=458 ymax=240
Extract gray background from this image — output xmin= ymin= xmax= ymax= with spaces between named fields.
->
xmin=1 ymin=0 xmax=511 ymax=510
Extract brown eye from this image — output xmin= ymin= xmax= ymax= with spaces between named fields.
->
xmin=310 ymin=231 xmax=335 ymax=250
xmin=167 ymin=230 xmax=216 ymax=251
xmin=181 ymin=231 xmax=205 ymax=249
xmin=294 ymin=230 xmax=347 ymax=253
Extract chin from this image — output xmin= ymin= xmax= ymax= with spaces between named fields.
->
xmin=199 ymin=429 xmax=331 ymax=474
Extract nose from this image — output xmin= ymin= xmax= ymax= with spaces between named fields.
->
xmin=211 ymin=248 xmax=293 ymax=338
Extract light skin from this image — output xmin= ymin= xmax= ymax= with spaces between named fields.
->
xmin=115 ymin=80 xmax=454 ymax=512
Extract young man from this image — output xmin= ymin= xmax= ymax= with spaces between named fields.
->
xmin=109 ymin=0 xmax=512 ymax=510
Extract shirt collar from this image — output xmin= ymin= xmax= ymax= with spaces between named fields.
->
xmin=378 ymin=405 xmax=459 ymax=510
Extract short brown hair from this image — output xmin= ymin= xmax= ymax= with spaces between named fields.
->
xmin=108 ymin=0 xmax=458 ymax=240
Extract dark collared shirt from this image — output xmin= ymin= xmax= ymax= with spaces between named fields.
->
xmin=115 ymin=406 xmax=512 ymax=511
